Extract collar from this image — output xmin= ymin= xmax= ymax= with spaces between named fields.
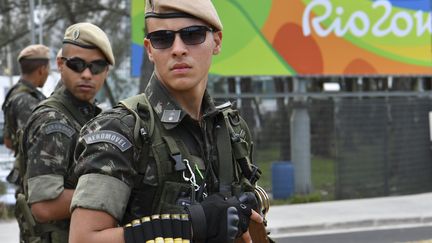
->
xmin=144 ymin=73 xmax=217 ymax=130
xmin=1 ymin=79 xmax=42 ymax=111
xmin=54 ymin=84 xmax=101 ymax=118
xmin=19 ymin=79 xmax=37 ymax=90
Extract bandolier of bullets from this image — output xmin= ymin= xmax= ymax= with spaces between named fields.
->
xmin=124 ymin=214 xmax=191 ymax=243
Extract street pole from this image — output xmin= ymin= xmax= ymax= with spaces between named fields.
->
xmin=29 ymin=0 xmax=36 ymax=44
xmin=38 ymin=0 xmax=43 ymax=44
xmin=6 ymin=45 xmax=13 ymax=87
xmin=290 ymin=77 xmax=312 ymax=194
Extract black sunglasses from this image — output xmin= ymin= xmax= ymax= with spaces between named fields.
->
xmin=146 ymin=25 xmax=214 ymax=49
xmin=61 ymin=57 xmax=109 ymax=75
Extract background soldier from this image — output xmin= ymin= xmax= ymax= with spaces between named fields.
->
xmin=22 ymin=22 xmax=114 ymax=242
xmin=70 ymin=1 xmax=265 ymax=243
xmin=1 ymin=44 xmax=50 ymax=243
xmin=2 ymin=44 xmax=50 ymax=183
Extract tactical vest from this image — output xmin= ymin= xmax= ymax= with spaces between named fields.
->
xmin=119 ymin=94 xmax=259 ymax=224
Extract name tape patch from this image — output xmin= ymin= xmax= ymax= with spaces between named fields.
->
xmin=44 ymin=122 xmax=75 ymax=137
xmin=83 ymin=130 xmax=132 ymax=152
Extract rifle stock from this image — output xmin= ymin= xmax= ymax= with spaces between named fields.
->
xmin=234 ymin=220 xmax=271 ymax=243
xmin=235 ymin=185 xmax=273 ymax=243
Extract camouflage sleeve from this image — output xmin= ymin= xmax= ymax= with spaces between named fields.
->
xmin=71 ymin=107 xmax=138 ymax=221
xmin=26 ymin=108 xmax=77 ymax=204
xmin=11 ymin=92 xmax=41 ymax=131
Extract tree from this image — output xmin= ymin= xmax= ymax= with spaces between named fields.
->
xmin=0 ymin=0 xmax=133 ymax=101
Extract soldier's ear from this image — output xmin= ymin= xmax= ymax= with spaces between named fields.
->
xmin=37 ymin=65 xmax=46 ymax=75
xmin=56 ymin=56 xmax=64 ymax=72
xmin=144 ymin=38 xmax=154 ymax=62
xmin=212 ymin=31 xmax=222 ymax=55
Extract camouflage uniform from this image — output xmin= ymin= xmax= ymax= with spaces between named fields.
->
xmin=23 ymin=85 xmax=101 ymax=242
xmin=2 ymin=79 xmax=46 ymax=154
xmin=72 ymin=75 xmax=255 ymax=225
xmin=2 ymin=79 xmax=46 ymax=243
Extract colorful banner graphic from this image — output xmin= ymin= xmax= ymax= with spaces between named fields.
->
xmin=131 ymin=0 xmax=432 ymax=76
xmin=131 ymin=0 xmax=145 ymax=77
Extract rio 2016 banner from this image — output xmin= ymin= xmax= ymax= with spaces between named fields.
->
xmin=131 ymin=0 xmax=432 ymax=76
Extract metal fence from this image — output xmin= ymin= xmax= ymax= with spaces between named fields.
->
xmin=211 ymin=77 xmax=432 ymax=200
xmin=334 ymin=96 xmax=432 ymax=199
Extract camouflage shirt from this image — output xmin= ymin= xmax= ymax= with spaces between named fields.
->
xmin=2 ymin=79 xmax=46 ymax=152
xmin=72 ymin=75 xmax=254 ymax=224
xmin=25 ymin=86 xmax=101 ymax=206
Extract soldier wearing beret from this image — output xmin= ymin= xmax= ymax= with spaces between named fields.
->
xmin=70 ymin=1 xmax=267 ymax=243
xmin=2 ymin=44 xmax=50 ymax=164
xmin=22 ymin=22 xmax=113 ymax=243
xmin=2 ymin=43 xmax=50 ymax=243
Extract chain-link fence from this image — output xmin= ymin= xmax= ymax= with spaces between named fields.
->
xmin=334 ymin=96 xmax=432 ymax=199
xmin=211 ymin=77 xmax=432 ymax=201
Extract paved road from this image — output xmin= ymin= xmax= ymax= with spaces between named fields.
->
xmin=0 ymin=220 xmax=19 ymax=243
xmin=275 ymin=226 xmax=432 ymax=243
xmin=2 ymin=219 xmax=432 ymax=243
xmin=3 ymin=192 xmax=432 ymax=243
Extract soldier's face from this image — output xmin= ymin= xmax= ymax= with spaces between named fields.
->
xmin=58 ymin=44 xmax=108 ymax=102
xmin=144 ymin=17 xmax=222 ymax=95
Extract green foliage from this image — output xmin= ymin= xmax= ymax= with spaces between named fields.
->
xmin=0 ymin=181 xmax=6 ymax=195
xmin=255 ymin=148 xmax=280 ymax=192
xmin=269 ymin=192 xmax=323 ymax=206
xmin=0 ymin=203 xmax=14 ymax=219
xmin=288 ymin=192 xmax=322 ymax=204
xmin=0 ymin=182 xmax=14 ymax=220
xmin=311 ymin=156 xmax=335 ymax=201
xmin=255 ymin=147 xmax=335 ymax=205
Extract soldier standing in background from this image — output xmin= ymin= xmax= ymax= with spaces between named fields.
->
xmin=21 ymin=22 xmax=114 ymax=243
xmin=2 ymin=44 xmax=50 ymax=183
xmin=1 ymin=44 xmax=50 ymax=243
xmin=69 ymin=1 xmax=268 ymax=243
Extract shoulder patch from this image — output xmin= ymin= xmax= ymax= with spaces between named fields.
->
xmin=83 ymin=130 xmax=132 ymax=152
xmin=44 ymin=122 xmax=75 ymax=137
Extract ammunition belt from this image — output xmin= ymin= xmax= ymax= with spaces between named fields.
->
xmin=124 ymin=214 xmax=191 ymax=243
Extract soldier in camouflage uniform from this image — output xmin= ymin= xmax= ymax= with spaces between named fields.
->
xmin=2 ymin=44 xmax=50 ymax=243
xmin=70 ymin=1 xmax=264 ymax=243
xmin=2 ymin=44 xmax=50 ymax=184
xmin=22 ymin=22 xmax=114 ymax=243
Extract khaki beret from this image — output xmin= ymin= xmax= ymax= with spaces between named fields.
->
xmin=145 ymin=0 xmax=223 ymax=31
xmin=56 ymin=48 xmax=62 ymax=58
xmin=17 ymin=44 xmax=50 ymax=62
xmin=63 ymin=22 xmax=115 ymax=65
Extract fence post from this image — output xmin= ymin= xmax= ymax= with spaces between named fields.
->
xmin=291 ymin=77 xmax=312 ymax=194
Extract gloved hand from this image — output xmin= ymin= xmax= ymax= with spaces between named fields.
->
xmin=187 ymin=193 xmax=254 ymax=243
xmin=236 ymin=191 xmax=259 ymax=236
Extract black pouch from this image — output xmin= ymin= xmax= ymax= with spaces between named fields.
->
xmin=156 ymin=181 xmax=191 ymax=214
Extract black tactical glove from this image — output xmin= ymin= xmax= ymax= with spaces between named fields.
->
xmin=236 ymin=191 xmax=259 ymax=236
xmin=187 ymin=193 xmax=253 ymax=243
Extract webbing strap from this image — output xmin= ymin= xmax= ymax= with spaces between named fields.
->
xmin=119 ymin=93 xmax=153 ymax=145
xmin=163 ymin=136 xmax=186 ymax=171
xmin=39 ymin=99 xmax=86 ymax=128
xmin=186 ymin=204 xmax=207 ymax=242
xmin=216 ymin=113 xmax=234 ymax=195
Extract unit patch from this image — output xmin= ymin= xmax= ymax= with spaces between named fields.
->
xmin=83 ymin=130 xmax=132 ymax=152
xmin=44 ymin=122 xmax=75 ymax=137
